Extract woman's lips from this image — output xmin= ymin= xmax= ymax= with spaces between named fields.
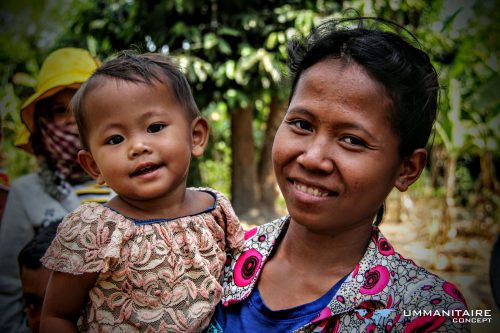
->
xmin=291 ymin=179 xmax=338 ymax=198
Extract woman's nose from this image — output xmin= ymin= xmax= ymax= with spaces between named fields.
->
xmin=54 ymin=109 xmax=76 ymax=128
xmin=296 ymin=138 xmax=335 ymax=173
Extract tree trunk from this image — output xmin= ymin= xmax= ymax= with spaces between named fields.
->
xmin=440 ymin=153 xmax=457 ymax=244
xmin=474 ymin=151 xmax=500 ymax=219
xmin=257 ymin=96 xmax=285 ymax=215
xmin=430 ymin=144 xmax=446 ymax=189
xmin=230 ymin=106 xmax=258 ymax=214
xmin=479 ymin=151 xmax=499 ymax=191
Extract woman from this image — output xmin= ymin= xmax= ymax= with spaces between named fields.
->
xmin=207 ymin=18 xmax=469 ymax=332
xmin=0 ymin=48 xmax=113 ymax=333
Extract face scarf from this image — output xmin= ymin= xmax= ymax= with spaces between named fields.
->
xmin=39 ymin=117 xmax=89 ymax=184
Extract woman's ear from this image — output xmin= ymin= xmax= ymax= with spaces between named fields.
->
xmin=77 ymin=150 xmax=105 ymax=185
xmin=190 ymin=117 xmax=209 ymax=158
xmin=395 ymin=148 xmax=427 ymax=192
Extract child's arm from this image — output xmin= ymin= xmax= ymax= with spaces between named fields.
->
xmin=41 ymin=271 xmax=98 ymax=333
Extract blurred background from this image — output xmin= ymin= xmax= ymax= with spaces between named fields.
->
xmin=0 ymin=0 xmax=498 ymax=331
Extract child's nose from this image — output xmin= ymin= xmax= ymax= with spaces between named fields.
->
xmin=297 ymin=138 xmax=335 ymax=173
xmin=129 ymin=140 xmax=152 ymax=158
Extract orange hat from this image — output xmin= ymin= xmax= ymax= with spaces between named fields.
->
xmin=16 ymin=47 xmax=99 ymax=151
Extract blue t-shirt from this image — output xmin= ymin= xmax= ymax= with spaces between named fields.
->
xmin=207 ymin=274 xmax=348 ymax=333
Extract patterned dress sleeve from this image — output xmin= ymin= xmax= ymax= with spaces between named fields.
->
xmin=42 ymin=202 xmax=129 ymax=275
xmin=211 ymin=190 xmax=245 ymax=252
xmin=393 ymin=277 xmax=470 ymax=332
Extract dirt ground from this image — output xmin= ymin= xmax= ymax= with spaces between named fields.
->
xmin=381 ymin=194 xmax=499 ymax=333
xmin=380 ymin=221 xmax=498 ymax=333
xmin=239 ymin=193 xmax=499 ymax=332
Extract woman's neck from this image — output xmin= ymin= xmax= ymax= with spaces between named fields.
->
xmin=257 ymin=219 xmax=373 ymax=310
xmin=278 ymin=219 xmax=372 ymax=277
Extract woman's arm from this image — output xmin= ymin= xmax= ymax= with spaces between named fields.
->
xmin=40 ymin=271 xmax=98 ymax=333
xmin=0 ymin=186 xmax=36 ymax=333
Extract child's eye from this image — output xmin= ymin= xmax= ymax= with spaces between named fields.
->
xmin=106 ymin=135 xmax=124 ymax=145
xmin=147 ymin=123 xmax=166 ymax=133
xmin=286 ymin=119 xmax=313 ymax=132
xmin=341 ymin=136 xmax=366 ymax=147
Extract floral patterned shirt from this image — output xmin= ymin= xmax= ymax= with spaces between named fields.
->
xmin=211 ymin=217 xmax=469 ymax=333
xmin=42 ymin=188 xmax=244 ymax=333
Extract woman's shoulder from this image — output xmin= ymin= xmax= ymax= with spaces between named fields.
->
xmin=242 ymin=217 xmax=288 ymax=245
xmin=366 ymin=229 xmax=468 ymax=310
xmin=8 ymin=172 xmax=43 ymax=194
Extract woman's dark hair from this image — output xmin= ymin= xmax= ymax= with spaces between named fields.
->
xmin=18 ymin=222 xmax=59 ymax=270
xmin=287 ymin=18 xmax=439 ymax=226
xmin=72 ymin=52 xmax=201 ymax=150
xmin=287 ymin=17 xmax=439 ymax=158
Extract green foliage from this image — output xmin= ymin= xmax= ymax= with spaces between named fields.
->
xmin=1 ymin=0 xmax=497 ymax=215
xmin=0 ymin=0 xmax=88 ymax=180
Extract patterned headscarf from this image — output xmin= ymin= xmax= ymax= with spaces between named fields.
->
xmin=39 ymin=117 xmax=88 ymax=184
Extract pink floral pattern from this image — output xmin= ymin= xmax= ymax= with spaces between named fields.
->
xmin=443 ymin=282 xmax=467 ymax=305
xmin=42 ymin=188 xmax=244 ymax=333
xmin=233 ymin=249 xmax=262 ymax=287
xmin=377 ymin=237 xmax=395 ymax=256
xmin=219 ymin=217 xmax=470 ymax=333
xmin=359 ymin=265 xmax=390 ymax=295
xmin=403 ymin=315 xmax=447 ymax=332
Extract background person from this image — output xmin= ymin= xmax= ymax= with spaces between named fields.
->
xmin=18 ymin=222 xmax=59 ymax=333
xmin=0 ymin=48 xmax=113 ymax=333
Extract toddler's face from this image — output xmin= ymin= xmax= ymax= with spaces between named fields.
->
xmin=79 ymin=80 xmax=195 ymax=203
xmin=272 ymin=58 xmax=404 ymax=233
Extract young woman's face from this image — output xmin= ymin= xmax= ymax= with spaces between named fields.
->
xmin=272 ymin=58 xmax=404 ymax=233
xmin=80 ymin=80 xmax=196 ymax=203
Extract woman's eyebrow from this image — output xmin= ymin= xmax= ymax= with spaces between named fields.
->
xmin=286 ymin=108 xmax=316 ymax=119
xmin=287 ymin=108 xmax=379 ymax=142
xmin=331 ymin=121 xmax=378 ymax=142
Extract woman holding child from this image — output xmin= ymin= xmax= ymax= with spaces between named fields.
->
xmin=207 ymin=18 xmax=469 ymax=332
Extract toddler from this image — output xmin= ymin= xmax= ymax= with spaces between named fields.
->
xmin=41 ymin=53 xmax=244 ymax=332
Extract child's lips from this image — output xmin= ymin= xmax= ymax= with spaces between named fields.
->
xmin=130 ymin=163 xmax=161 ymax=177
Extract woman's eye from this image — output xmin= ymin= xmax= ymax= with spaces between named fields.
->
xmin=342 ymin=136 xmax=366 ymax=146
xmin=44 ymin=106 xmax=68 ymax=120
xmin=50 ymin=106 xmax=67 ymax=114
xmin=287 ymin=119 xmax=312 ymax=132
xmin=147 ymin=123 xmax=166 ymax=133
xmin=106 ymin=135 xmax=124 ymax=145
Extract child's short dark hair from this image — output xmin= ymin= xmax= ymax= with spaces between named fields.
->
xmin=18 ymin=222 xmax=59 ymax=270
xmin=72 ymin=52 xmax=201 ymax=150
xmin=287 ymin=17 xmax=439 ymax=158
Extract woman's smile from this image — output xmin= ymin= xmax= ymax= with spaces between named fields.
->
xmin=272 ymin=58 xmax=402 ymax=231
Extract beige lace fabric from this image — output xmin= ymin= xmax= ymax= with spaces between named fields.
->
xmin=42 ymin=188 xmax=244 ymax=332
